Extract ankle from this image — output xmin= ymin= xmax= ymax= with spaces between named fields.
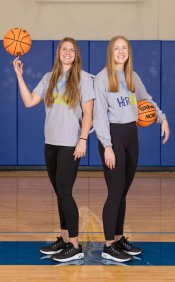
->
xmin=105 ymin=240 xmax=115 ymax=247
xmin=61 ymin=230 xmax=69 ymax=243
xmin=63 ymin=237 xmax=69 ymax=243
xmin=115 ymin=235 xmax=123 ymax=242
xmin=69 ymin=237 xmax=79 ymax=249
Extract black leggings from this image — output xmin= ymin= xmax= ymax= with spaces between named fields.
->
xmin=44 ymin=144 xmax=80 ymax=238
xmin=99 ymin=122 xmax=139 ymax=241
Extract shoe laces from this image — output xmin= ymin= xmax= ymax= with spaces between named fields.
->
xmin=121 ymin=236 xmax=132 ymax=248
xmin=61 ymin=243 xmax=75 ymax=255
xmin=111 ymin=243 xmax=120 ymax=255
xmin=51 ymin=237 xmax=63 ymax=248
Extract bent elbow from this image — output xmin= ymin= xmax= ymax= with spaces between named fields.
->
xmin=25 ymin=102 xmax=33 ymax=108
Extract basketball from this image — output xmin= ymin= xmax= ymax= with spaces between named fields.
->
xmin=137 ymin=100 xmax=157 ymax=127
xmin=3 ymin=28 xmax=32 ymax=56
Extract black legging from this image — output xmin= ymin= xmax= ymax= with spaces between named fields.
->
xmin=99 ymin=122 xmax=139 ymax=241
xmin=44 ymin=144 xmax=80 ymax=238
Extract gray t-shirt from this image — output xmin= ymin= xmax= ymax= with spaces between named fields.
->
xmin=93 ymin=68 xmax=166 ymax=148
xmin=33 ymin=70 xmax=95 ymax=146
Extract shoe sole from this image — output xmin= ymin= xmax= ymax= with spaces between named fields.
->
xmin=52 ymin=252 xmax=84 ymax=262
xmin=40 ymin=249 xmax=63 ymax=255
xmin=124 ymin=250 xmax=143 ymax=255
xmin=101 ymin=252 xmax=132 ymax=262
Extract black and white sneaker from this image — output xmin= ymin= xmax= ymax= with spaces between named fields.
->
xmin=51 ymin=242 xmax=84 ymax=262
xmin=115 ymin=236 xmax=143 ymax=255
xmin=101 ymin=242 xmax=132 ymax=262
xmin=40 ymin=237 xmax=66 ymax=255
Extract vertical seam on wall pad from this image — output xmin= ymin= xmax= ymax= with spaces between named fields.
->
xmin=160 ymin=40 xmax=162 ymax=166
xmin=88 ymin=40 xmax=90 ymax=166
xmin=52 ymin=40 xmax=55 ymax=67
xmin=16 ymin=76 xmax=18 ymax=165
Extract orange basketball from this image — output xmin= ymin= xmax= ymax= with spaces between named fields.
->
xmin=3 ymin=28 xmax=32 ymax=56
xmin=137 ymin=100 xmax=157 ymax=127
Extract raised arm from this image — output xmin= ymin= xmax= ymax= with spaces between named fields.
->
xmin=13 ymin=57 xmax=42 ymax=108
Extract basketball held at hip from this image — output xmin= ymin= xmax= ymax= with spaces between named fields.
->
xmin=137 ymin=100 xmax=157 ymax=127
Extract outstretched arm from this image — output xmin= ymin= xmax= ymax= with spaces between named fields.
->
xmin=13 ymin=57 xmax=42 ymax=108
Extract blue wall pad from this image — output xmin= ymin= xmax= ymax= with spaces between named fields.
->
xmin=131 ymin=41 xmax=161 ymax=166
xmin=0 ymin=40 xmax=173 ymax=166
xmin=0 ymin=241 xmax=175 ymax=266
xmin=161 ymin=41 xmax=175 ymax=166
xmin=0 ymin=42 xmax=17 ymax=165
xmin=77 ymin=41 xmax=89 ymax=165
xmin=18 ymin=41 xmax=53 ymax=165
xmin=89 ymin=41 xmax=108 ymax=166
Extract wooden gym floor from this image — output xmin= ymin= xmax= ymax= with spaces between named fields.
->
xmin=0 ymin=171 xmax=175 ymax=281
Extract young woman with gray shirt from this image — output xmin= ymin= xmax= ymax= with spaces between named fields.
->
xmin=13 ymin=37 xmax=95 ymax=263
xmin=93 ymin=35 xmax=170 ymax=263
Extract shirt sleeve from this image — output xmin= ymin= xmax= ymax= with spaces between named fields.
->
xmin=33 ymin=73 xmax=49 ymax=100
xmin=80 ymin=72 xmax=96 ymax=104
xmin=134 ymin=72 xmax=166 ymax=124
xmin=93 ymin=75 xmax=112 ymax=148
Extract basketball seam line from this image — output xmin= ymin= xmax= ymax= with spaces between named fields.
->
xmin=4 ymin=37 xmax=31 ymax=46
xmin=20 ymin=41 xmax=25 ymax=55
xmin=138 ymin=119 xmax=155 ymax=122
xmin=14 ymin=29 xmax=23 ymax=56
xmin=3 ymin=41 xmax=15 ymax=49
xmin=138 ymin=101 xmax=154 ymax=107
xmin=138 ymin=110 xmax=156 ymax=114
xmin=11 ymin=29 xmax=15 ymax=40
xmin=19 ymin=34 xmax=31 ymax=41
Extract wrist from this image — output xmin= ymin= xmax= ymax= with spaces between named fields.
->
xmin=79 ymin=137 xmax=87 ymax=141
xmin=105 ymin=145 xmax=112 ymax=151
xmin=16 ymin=73 xmax=23 ymax=79
xmin=162 ymin=118 xmax=168 ymax=124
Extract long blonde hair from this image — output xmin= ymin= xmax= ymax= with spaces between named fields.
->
xmin=107 ymin=35 xmax=135 ymax=93
xmin=45 ymin=37 xmax=81 ymax=108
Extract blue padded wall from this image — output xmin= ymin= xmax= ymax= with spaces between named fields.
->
xmin=18 ymin=41 xmax=53 ymax=165
xmin=89 ymin=41 xmax=108 ymax=166
xmin=131 ymin=41 xmax=161 ymax=166
xmin=89 ymin=41 xmax=161 ymax=166
xmin=77 ymin=41 xmax=89 ymax=165
xmin=0 ymin=42 xmax=17 ymax=165
xmin=161 ymin=42 xmax=175 ymax=166
xmin=0 ymin=40 xmax=173 ymax=167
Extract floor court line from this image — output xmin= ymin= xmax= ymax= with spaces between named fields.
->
xmin=0 ymin=241 xmax=175 ymax=266
xmin=1 ymin=232 xmax=175 ymax=234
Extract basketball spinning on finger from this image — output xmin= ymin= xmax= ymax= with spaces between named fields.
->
xmin=137 ymin=100 xmax=157 ymax=127
xmin=3 ymin=27 xmax=32 ymax=56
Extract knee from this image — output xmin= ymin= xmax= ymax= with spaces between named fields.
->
xmin=57 ymin=190 xmax=71 ymax=202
